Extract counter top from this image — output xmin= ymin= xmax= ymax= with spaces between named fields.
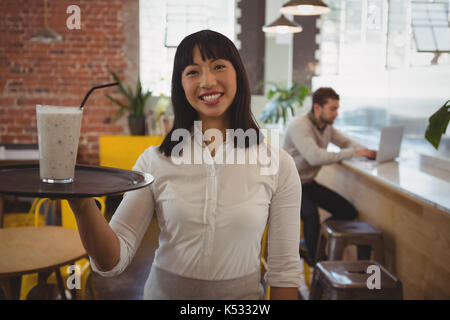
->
xmin=0 ymin=147 xmax=39 ymax=163
xmin=327 ymin=127 xmax=450 ymax=215
xmin=342 ymin=157 xmax=450 ymax=215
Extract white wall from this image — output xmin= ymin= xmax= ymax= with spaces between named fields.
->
xmin=264 ymin=0 xmax=294 ymax=94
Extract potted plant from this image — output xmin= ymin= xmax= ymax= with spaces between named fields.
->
xmin=425 ymin=100 xmax=450 ymax=149
xmin=105 ymin=71 xmax=152 ymax=135
xmin=259 ymin=82 xmax=309 ymax=126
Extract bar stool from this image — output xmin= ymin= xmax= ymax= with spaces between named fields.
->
xmin=309 ymin=260 xmax=402 ymax=300
xmin=315 ymin=220 xmax=385 ymax=264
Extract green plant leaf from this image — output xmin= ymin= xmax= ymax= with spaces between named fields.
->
xmin=281 ymin=106 xmax=287 ymax=125
xmin=105 ymin=94 xmax=130 ymax=122
xmin=110 ymin=71 xmax=133 ymax=103
xmin=142 ymin=91 xmax=152 ymax=112
xmin=267 ymin=89 xmax=276 ymax=100
xmin=288 ymin=104 xmax=295 ymax=118
xmin=260 ymin=82 xmax=309 ymax=124
xmin=425 ymin=100 xmax=450 ymax=149
xmin=105 ymin=94 xmax=128 ymax=109
xmin=259 ymin=93 xmax=281 ymax=123
xmin=107 ymin=70 xmax=154 ymax=123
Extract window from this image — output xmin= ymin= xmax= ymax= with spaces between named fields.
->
xmin=140 ymin=0 xmax=236 ymax=96
xmin=411 ymin=0 xmax=450 ymax=53
xmin=317 ymin=0 xmax=388 ymax=75
xmin=317 ymin=0 xmax=450 ymax=75
xmin=314 ymin=0 xmax=450 ymax=159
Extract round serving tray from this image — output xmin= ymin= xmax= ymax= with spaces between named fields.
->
xmin=0 ymin=164 xmax=154 ymax=198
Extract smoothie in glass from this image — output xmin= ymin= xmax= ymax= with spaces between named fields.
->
xmin=36 ymin=105 xmax=83 ymax=183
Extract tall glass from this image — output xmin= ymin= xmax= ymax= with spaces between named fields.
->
xmin=36 ymin=105 xmax=83 ymax=183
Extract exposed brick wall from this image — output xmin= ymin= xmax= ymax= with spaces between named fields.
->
xmin=0 ymin=0 xmax=139 ymax=165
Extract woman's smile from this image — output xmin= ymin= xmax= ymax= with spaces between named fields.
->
xmin=199 ymin=92 xmax=224 ymax=105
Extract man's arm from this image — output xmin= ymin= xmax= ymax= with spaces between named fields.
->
xmin=331 ymin=127 xmax=377 ymax=159
xmin=287 ymin=123 xmax=355 ymax=166
xmin=330 ymin=127 xmax=363 ymax=149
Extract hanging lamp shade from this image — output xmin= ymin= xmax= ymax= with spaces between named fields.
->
xmin=262 ymin=15 xmax=303 ymax=34
xmin=31 ymin=26 xmax=62 ymax=43
xmin=30 ymin=0 xmax=62 ymax=43
xmin=280 ymin=0 xmax=330 ymax=16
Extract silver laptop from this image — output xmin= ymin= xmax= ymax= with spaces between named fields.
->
xmin=374 ymin=126 xmax=404 ymax=163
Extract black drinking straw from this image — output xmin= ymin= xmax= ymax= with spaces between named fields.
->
xmin=79 ymin=82 xmax=119 ymax=109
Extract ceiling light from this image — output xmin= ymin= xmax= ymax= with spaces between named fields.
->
xmin=280 ymin=0 xmax=331 ymax=16
xmin=262 ymin=15 xmax=303 ymax=34
xmin=30 ymin=0 xmax=62 ymax=43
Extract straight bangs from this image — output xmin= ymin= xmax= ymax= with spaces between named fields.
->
xmin=174 ymin=33 xmax=236 ymax=73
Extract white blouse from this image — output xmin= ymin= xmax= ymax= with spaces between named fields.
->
xmin=91 ymin=133 xmax=302 ymax=288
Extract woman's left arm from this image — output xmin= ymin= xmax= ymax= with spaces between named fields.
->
xmin=266 ymin=149 xmax=302 ymax=300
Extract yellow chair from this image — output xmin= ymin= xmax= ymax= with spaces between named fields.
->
xmin=19 ymin=197 xmax=106 ymax=300
xmin=2 ymin=198 xmax=47 ymax=228
xmin=260 ymin=223 xmax=312 ymax=300
xmin=301 ymin=223 xmax=312 ymax=289
xmin=99 ymin=135 xmax=164 ymax=170
xmin=0 ymin=197 xmax=49 ymax=299
xmin=260 ymin=225 xmax=270 ymax=300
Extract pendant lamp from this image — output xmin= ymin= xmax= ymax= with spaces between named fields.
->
xmin=262 ymin=15 xmax=303 ymax=34
xmin=280 ymin=0 xmax=330 ymax=16
xmin=30 ymin=0 xmax=62 ymax=43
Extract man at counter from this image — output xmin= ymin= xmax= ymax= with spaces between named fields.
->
xmin=283 ymin=87 xmax=376 ymax=265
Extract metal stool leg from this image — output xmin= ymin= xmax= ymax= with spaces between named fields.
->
xmin=309 ymin=267 xmax=323 ymax=300
xmin=328 ymin=237 xmax=345 ymax=260
xmin=315 ymin=229 xmax=327 ymax=262
xmin=373 ymin=238 xmax=385 ymax=264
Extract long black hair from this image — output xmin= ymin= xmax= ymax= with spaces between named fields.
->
xmin=158 ymin=29 xmax=263 ymax=157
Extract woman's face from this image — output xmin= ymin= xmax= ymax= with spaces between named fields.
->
xmin=181 ymin=45 xmax=237 ymax=126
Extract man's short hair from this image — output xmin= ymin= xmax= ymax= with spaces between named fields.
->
xmin=312 ymin=87 xmax=339 ymax=107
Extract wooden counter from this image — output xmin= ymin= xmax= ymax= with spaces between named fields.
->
xmin=315 ymin=160 xmax=450 ymax=299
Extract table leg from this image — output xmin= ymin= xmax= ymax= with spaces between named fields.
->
xmin=37 ymin=271 xmax=52 ymax=299
xmin=0 ymin=278 xmax=14 ymax=299
xmin=0 ymin=276 xmax=22 ymax=300
xmin=0 ymin=195 xmax=4 ymax=228
xmin=54 ymin=268 xmax=67 ymax=300
xmin=71 ymin=286 xmax=78 ymax=300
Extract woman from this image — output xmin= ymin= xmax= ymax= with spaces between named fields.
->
xmin=69 ymin=30 xmax=301 ymax=299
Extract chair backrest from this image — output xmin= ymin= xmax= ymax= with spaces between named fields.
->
xmin=260 ymin=225 xmax=270 ymax=300
xmin=3 ymin=198 xmax=42 ymax=228
xmin=260 ymin=225 xmax=269 ymax=277
xmin=60 ymin=197 xmax=106 ymax=230
xmin=99 ymin=135 xmax=164 ymax=170
xmin=33 ymin=198 xmax=53 ymax=226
